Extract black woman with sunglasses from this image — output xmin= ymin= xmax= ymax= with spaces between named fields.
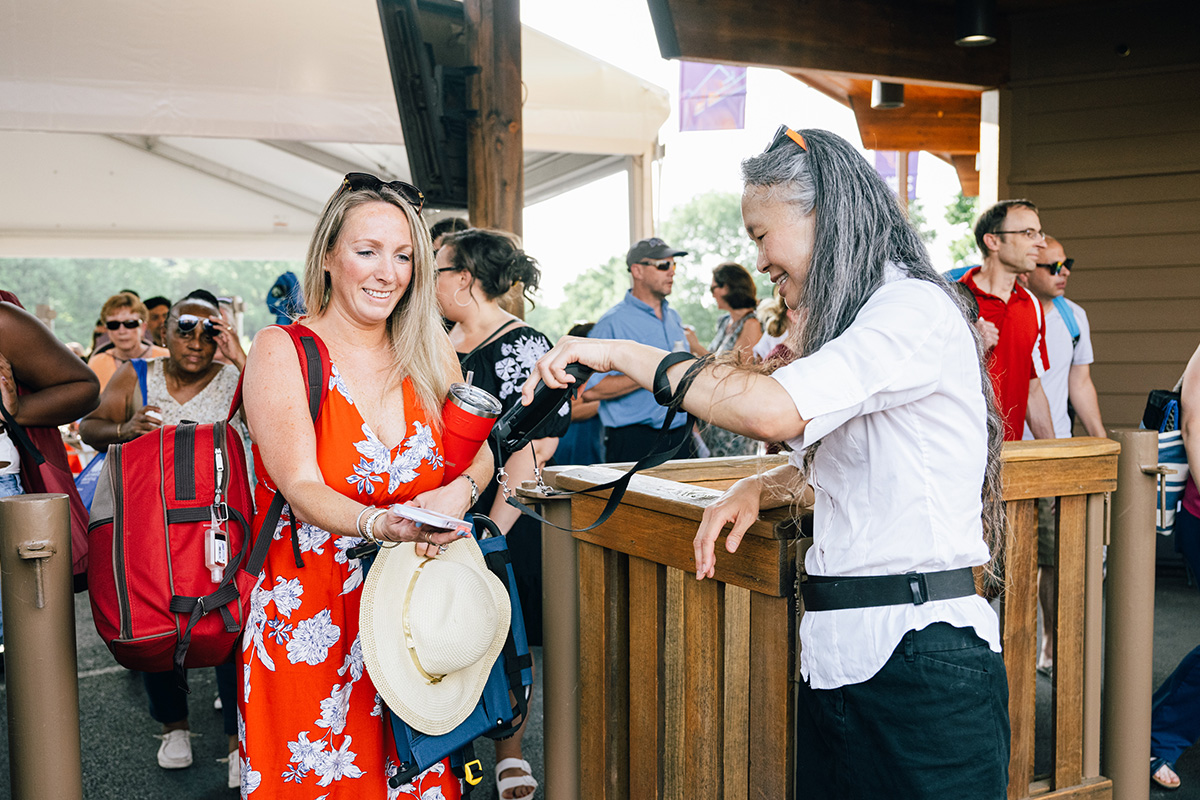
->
xmin=86 ymin=292 xmax=169 ymax=391
xmin=79 ymin=290 xmax=247 ymax=787
xmin=526 ymin=128 xmax=1011 ymax=798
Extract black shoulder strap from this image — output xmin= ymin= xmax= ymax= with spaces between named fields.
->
xmin=462 ymin=318 xmax=522 ymax=363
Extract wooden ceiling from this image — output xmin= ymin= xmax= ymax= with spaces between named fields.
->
xmin=646 ymin=0 xmax=1084 ymax=194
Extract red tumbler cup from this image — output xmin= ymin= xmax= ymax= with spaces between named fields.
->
xmin=441 ymin=382 xmax=502 ymax=483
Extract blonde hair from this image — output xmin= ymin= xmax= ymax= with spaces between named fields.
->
xmin=301 ymin=182 xmax=454 ymax=427
xmin=99 ymin=292 xmax=148 ymax=323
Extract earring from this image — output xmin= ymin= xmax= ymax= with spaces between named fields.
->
xmin=453 ymin=287 xmax=472 ymax=308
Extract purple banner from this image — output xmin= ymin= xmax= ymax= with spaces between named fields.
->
xmin=679 ymin=61 xmax=747 ymax=132
xmin=874 ymin=151 xmax=919 ymax=200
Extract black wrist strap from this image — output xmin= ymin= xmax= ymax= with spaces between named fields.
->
xmin=504 ymin=353 xmax=713 ymax=533
xmin=653 ymin=351 xmax=697 ymax=406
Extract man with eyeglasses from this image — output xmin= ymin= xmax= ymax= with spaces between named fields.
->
xmin=958 ymin=200 xmax=1055 ymax=442
xmin=581 ymin=237 xmax=701 ymax=461
xmin=1020 ymin=235 xmax=1105 ymax=677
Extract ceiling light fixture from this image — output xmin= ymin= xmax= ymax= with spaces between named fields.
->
xmin=871 ymin=81 xmax=905 ymax=110
xmin=955 ymin=0 xmax=997 ymax=47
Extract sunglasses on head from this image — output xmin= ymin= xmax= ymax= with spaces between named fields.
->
xmin=638 ymin=259 xmax=674 ymax=271
xmin=105 ymin=319 xmax=142 ymax=330
xmin=341 ymin=172 xmax=425 ymax=212
xmin=766 ymin=124 xmax=808 ymax=153
xmin=1036 ymin=259 xmax=1075 ymax=275
xmin=175 ymin=314 xmax=218 ymax=339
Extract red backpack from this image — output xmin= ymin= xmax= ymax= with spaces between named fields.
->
xmin=86 ymin=324 xmax=330 ymax=689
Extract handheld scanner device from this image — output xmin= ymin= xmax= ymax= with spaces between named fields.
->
xmin=492 ymin=362 xmax=593 ymax=454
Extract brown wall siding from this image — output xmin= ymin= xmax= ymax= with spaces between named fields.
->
xmin=1001 ymin=11 xmax=1200 ymax=427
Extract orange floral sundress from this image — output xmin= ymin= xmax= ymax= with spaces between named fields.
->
xmin=237 ymin=353 xmax=462 ymax=800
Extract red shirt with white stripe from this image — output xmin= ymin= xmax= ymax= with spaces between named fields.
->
xmin=960 ymin=267 xmax=1050 ymax=440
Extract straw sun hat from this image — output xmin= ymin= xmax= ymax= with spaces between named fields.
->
xmin=360 ymin=536 xmax=511 ymax=736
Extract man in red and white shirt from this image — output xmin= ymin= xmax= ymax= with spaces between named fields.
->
xmin=960 ymin=200 xmax=1054 ymax=441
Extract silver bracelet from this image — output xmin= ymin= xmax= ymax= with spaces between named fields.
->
xmin=362 ymin=506 xmax=386 ymax=544
xmin=355 ymin=506 xmax=375 ymax=539
xmin=460 ymin=473 xmax=479 ymax=507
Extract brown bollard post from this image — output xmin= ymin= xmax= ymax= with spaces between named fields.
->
xmin=0 ymin=493 xmax=84 ymax=800
xmin=1102 ymin=429 xmax=1158 ymax=800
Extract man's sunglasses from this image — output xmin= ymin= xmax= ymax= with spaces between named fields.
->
xmin=766 ymin=124 xmax=808 ymax=153
xmin=638 ymin=259 xmax=675 ymax=271
xmin=341 ymin=172 xmax=425 ymax=212
xmin=175 ymin=314 xmax=219 ymax=339
xmin=105 ymin=319 xmax=142 ymax=330
xmin=1036 ymin=259 xmax=1075 ymax=276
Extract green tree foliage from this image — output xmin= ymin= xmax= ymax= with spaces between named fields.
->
xmin=906 ymin=200 xmax=937 ymax=246
xmin=944 ymin=192 xmax=980 ymax=269
xmin=0 ymin=257 xmax=300 ymax=347
xmin=527 ymin=191 xmax=770 ymax=344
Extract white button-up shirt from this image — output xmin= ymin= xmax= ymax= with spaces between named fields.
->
xmin=770 ymin=265 xmax=1002 ymax=690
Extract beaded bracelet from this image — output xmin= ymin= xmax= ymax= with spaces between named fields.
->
xmin=355 ymin=506 xmax=375 ymax=539
xmin=363 ymin=508 xmax=388 ymax=544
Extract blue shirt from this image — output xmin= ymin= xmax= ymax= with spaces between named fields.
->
xmin=588 ymin=291 xmax=688 ymax=429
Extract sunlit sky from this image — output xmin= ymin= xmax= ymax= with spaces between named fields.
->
xmin=517 ymin=0 xmax=965 ymax=305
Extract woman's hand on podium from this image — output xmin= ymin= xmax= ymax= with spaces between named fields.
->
xmin=693 ymin=476 xmax=762 ymax=581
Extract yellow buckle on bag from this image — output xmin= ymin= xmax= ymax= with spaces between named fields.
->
xmin=464 ymin=759 xmax=483 ymax=786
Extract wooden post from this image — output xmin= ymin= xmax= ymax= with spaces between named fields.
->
xmin=897 ymin=151 xmax=909 ymax=214
xmin=464 ymin=0 xmax=525 ymax=317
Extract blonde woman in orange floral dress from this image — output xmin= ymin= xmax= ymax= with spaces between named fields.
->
xmin=239 ymin=174 xmax=493 ymax=798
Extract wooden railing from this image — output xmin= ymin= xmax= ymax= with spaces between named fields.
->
xmin=535 ymin=437 xmax=1122 ymax=800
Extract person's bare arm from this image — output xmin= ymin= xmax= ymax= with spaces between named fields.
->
xmin=570 ymin=394 xmax=600 ymax=422
xmin=732 ymin=317 xmax=763 ymax=360
xmin=1026 ymin=378 xmax=1055 ymax=439
xmin=1066 ymin=363 xmax=1106 ymax=437
xmin=0 ymin=302 xmax=99 ymax=425
xmin=525 ymin=337 xmax=806 ymax=443
xmin=692 ymin=463 xmax=803 ymax=579
xmin=580 ymin=373 xmax=639 ymax=402
xmin=78 ymin=363 xmax=161 ymax=448
xmin=1180 ymin=344 xmax=1200 ymax=485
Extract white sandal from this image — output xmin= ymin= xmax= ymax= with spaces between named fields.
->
xmin=495 ymin=757 xmax=537 ymax=799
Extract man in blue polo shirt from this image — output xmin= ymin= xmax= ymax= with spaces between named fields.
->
xmin=582 ymin=237 xmax=700 ymax=462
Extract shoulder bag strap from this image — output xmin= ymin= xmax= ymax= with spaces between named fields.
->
xmin=462 ymin=318 xmax=522 ymax=364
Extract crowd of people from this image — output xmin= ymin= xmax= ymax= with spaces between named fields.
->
xmin=0 ymin=125 xmax=1197 ymax=799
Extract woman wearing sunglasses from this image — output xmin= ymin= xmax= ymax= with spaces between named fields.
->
xmin=525 ymin=128 xmax=1010 ymax=798
xmin=237 ymin=173 xmax=490 ymax=798
xmin=79 ymin=289 xmax=247 ymax=788
xmin=86 ymin=292 xmax=168 ymax=391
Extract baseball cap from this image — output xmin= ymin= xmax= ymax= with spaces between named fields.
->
xmin=626 ymin=237 xmax=688 ymax=267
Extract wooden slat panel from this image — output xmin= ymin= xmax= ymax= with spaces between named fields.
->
xmin=1066 ymin=269 xmax=1200 ymax=304
xmin=664 ymin=567 xmax=686 ymax=800
xmin=683 ymin=576 xmax=725 ymax=799
xmin=572 ymin=495 xmax=793 ymax=596
xmin=1054 ymin=495 xmax=1088 ymax=790
xmin=1022 ymin=172 xmax=1200 ymax=210
xmin=1090 ymin=361 xmax=1191 ymax=389
xmin=1087 ymin=300 xmax=1200 ymax=333
xmin=723 ymin=585 xmax=751 ymax=800
xmin=1004 ymin=498 xmax=1039 ymax=800
xmin=628 ymin=556 xmax=666 ymax=800
xmin=578 ymin=541 xmax=629 ymax=799
xmin=1018 ymin=67 xmax=1200 ymax=114
xmin=1041 ymin=199 xmax=1200 ymax=239
xmin=1088 ymin=331 xmax=1200 ymax=363
xmin=1030 ymin=232 xmax=1200 ymax=270
xmin=748 ymin=591 xmax=795 ymax=800
xmin=1025 ymin=775 xmax=1113 ymax=799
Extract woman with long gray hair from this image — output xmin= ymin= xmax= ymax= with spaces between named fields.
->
xmin=524 ymin=127 xmax=1009 ymax=798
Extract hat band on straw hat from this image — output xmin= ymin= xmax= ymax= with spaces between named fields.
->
xmin=403 ymin=557 xmax=445 ymax=685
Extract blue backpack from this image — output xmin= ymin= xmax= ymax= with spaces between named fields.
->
xmin=356 ymin=514 xmax=533 ymax=792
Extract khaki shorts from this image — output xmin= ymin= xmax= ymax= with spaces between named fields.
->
xmin=1037 ymin=496 xmax=1057 ymax=567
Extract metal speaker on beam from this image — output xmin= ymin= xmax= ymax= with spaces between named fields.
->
xmin=955 ymin=0 xmax=997 ymax=47
xmin=871 ymin=81 xmax=905 ymax=110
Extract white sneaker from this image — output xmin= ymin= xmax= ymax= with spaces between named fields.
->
xmin=228 ymin=750 xmax=240 ymax=789
xmin=213 ymin=694 xmax=223 ymax=711
xmin=156 ymin=729 xmax=193 ymax=769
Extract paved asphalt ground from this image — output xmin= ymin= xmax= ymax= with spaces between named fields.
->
xmin=0 ymin=593 xmax=543 ymax=799
xmin=2 ymin=567 xmax=1198 ymax=799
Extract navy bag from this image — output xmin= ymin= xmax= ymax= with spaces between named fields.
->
xmin=358 ymin=514 xmax=534 ymax=792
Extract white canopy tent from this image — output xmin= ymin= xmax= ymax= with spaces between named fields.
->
xmin=0 ymin=0 xmax=669 ymax=259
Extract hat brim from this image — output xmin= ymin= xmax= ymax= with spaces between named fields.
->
xmin=360 ymin=537 xmax=511 ymax=736
xmin=627 ymin=245 xmax=689 ymax=266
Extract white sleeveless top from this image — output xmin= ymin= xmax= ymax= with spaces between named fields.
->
xmin=144 ymin=358 xmax=252 ymax=480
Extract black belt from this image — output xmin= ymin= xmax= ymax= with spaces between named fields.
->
xmin=801 ymin=567 xmax=977 ymax=612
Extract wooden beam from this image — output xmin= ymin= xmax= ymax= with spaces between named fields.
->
xmin=650 ymin=0 xmax=1008 ymax=88
xmin=849 ymin=83 xmax=982 ymax=153
xmin=465 ymin=0 xmax=525 ymax=316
